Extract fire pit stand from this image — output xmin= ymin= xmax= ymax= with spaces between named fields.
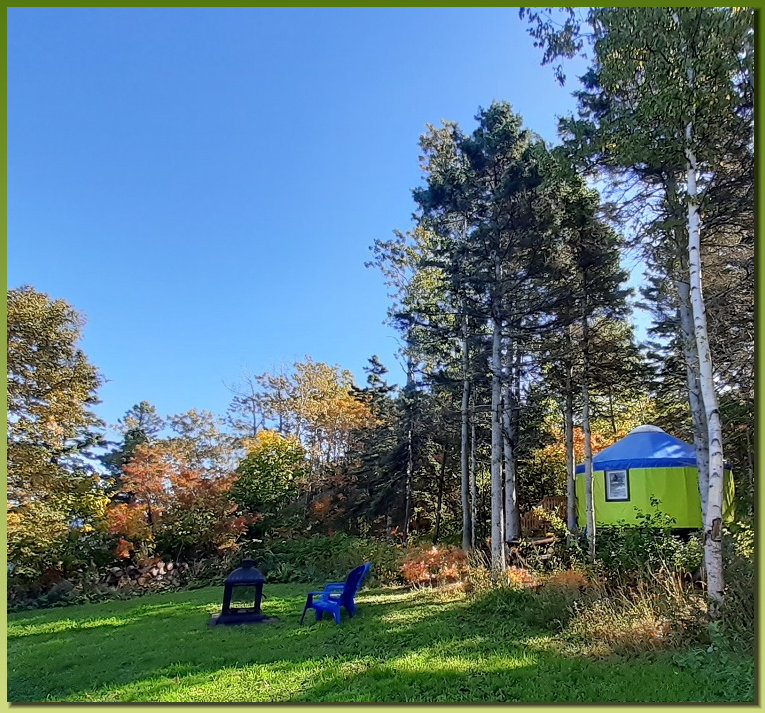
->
xmin=209 ymin=559 xmax=278 ymax=626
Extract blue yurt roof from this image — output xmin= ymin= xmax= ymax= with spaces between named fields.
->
xmin=575 ymin=425 xmax=697 ymax=474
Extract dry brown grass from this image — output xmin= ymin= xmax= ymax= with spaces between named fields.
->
xmin=542 ymin=568 xmax=591 ymax=592
xmin=567 ymin=568 xmax=709 ymax=655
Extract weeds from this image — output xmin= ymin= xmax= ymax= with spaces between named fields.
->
xmin=565 ymin=566 xmax=709 ymax=655
xmin=719 ymin=523 xmax=754 ymax=651
xmin=400 ymin=545 xmax=468 ymax=586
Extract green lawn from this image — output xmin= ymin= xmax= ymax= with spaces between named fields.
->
xmin=7 ymin=584 xmax=754 ymax=703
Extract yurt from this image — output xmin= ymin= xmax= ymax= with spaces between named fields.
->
xmin=575 ymin=425 xmax=735 ymax=529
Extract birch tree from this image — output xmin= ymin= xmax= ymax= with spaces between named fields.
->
xmin=522 ymin=5 xmax=753 ymax=611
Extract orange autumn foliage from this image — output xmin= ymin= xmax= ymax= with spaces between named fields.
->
xmin=506 ymin=566 xmax=538 ymax=589
xmin=401 ymin=545 xmax=469 ymax=586
xmin=106 ymin=442 xmax=248 ymax=558
xmin=533 ymin=426 xmax=628 ymax=477
xmin=115 ymin=538 xmax=134 ymax=560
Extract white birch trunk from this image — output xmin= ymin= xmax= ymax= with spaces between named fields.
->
xmin=490 ymin=314 xmax=506 ymax=571
xmin=686 ymin=139 xmax=725 ymax=612
xmin=675 ymin=268 xmax=710 ymax=522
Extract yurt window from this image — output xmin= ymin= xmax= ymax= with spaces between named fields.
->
xmin=605 ymin=469 xmax=630 ymax=501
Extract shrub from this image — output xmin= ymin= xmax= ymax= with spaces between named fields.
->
xmin=530 ymin=585 xmax=580 ymax=631
xmin=594 ymin=502 xmax=704 ymax=576
xmin=172 ymin=550 xmax=239 ymax=589
xmin=505 ymin=566 xmax=538 ymax=589
xmin=107 ymin=443 xmax=249 ymax=560
xmin=469 ymin=580 xmax=577 ymax=632
xmin=252 ymin=534 xmax=404 ymax=586
xmin=400 ymin=545 xmax=468 ymax=586
xmin=231 ymin=431 xmax=305 ymax=537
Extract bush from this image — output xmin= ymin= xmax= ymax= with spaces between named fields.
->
xmin=8 ymin=571 xmax=133 ymax=613
xmin=543 ymin=568 xmax=591 ymax=592
xmin=248 ymin=534 xmax=404 ymax=586
xmin=465 ymin=557 xmax=708 ymax=649
xmin=469 ymin=581 xmax=577 ymax=632
xmin=231 ymin=430 xmax=305 ymax=537
xmin=505 ymin=566 xmax=538 ymax=589
xmin=594 ymin=503 xmax=704 ymax=576
xmin=400 ymin=545 xmax=468 ymax=586
xmin=7 ymin=534 xmax=405 ymax=612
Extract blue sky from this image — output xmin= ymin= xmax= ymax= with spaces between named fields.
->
xmin=8 ymin=8 xmax=642 ymax=429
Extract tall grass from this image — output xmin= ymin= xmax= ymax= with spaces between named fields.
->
xmin=566 ymin=567 xmax=709 ymax=655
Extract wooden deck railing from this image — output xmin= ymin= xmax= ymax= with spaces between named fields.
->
xmin=519 ymin=495 xmax=567 ymax=536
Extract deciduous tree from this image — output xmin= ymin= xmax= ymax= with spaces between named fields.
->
xmin=7 ymin=286 xmax=108 ymax=581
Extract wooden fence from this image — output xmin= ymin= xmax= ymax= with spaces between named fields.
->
xmin=519 ymin=496 xmax=567 ymax=536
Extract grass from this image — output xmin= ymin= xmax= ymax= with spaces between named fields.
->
xmin=7 ymin=583 xmax=754 ymax=703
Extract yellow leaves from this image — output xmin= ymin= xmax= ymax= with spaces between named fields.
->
xmin=6 ymin=506 xmax=23 ymax=535
xmin=245 ymin=428 xmax=302 ymax=453
xmin=242 ymin=429 xmax=306 ymax=471
xmin=254 ymin=358 xmax=375 ymax=463
xmin=533 ymin=427 xmax=627 ymax=472
xmin=77 ymin=485 xmax=111 ymax=520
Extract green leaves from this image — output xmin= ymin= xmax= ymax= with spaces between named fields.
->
xmin=7 ymin=286 xmax=107 ymax=582
xmin=232 ymin=430 xmax=306 ymax=534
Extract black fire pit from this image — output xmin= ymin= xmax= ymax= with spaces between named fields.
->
xmin=209 ymin=559 xmax=278 ymax=626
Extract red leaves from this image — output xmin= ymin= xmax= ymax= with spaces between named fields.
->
xmin=401 ymin=545 xmax=469 ymax=586
xmin=115 ymin=538 xmax=134 ymax=560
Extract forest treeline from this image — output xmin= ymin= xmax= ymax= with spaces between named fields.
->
xmin=7 ymin=8 xmax=753 ymax=615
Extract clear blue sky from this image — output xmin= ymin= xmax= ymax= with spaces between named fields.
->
xmin=9 ymin=8 xmax=641 ymax=429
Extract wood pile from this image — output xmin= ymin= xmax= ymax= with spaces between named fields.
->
xmin=106 ymin=558 xmax=189 ymax=590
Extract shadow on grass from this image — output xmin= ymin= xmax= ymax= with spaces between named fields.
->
xmin=8 ymin=601 xmax=205 ymax=639
xmin=7 ymin=583 xmax=754 ymax=703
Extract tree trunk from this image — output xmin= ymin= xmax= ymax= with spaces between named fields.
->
xmin=675 ymin=266 xmax=710 ymax=522
xmin=686 ymin=139 xmax=725 ymax=613
xmin=502 ymin=340 xmax=520 ymax=543
xmin=581 ymin=314 xmax=596 ymax=562
xmin=745 ymin=426 xmax=753 ymax=515
xmin=564 ymin=357 xmax=577 ymax=534
xmin=403 ymin=424 xmax=413 ymax=547
xmin=460 ymin=311 xmax=472 ymax=551
xmin=434 ymin=446 xmax=448 ymax=545
xmin=607 ymin=384 xmax=617 ymax=434
xmin=470 ymin=398 xmax=477 ymax=549
xmin=403 ymin=353 xmax=415 ymax=548
xmin=490 ymin=313 xmax=506 ymax=571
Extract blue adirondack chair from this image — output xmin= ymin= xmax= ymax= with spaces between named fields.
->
xmin=299 ymin=562 xmax=372 ymax=625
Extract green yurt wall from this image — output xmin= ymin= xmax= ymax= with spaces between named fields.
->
xmin=575 ymin=425 xmax=735 ymax=529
